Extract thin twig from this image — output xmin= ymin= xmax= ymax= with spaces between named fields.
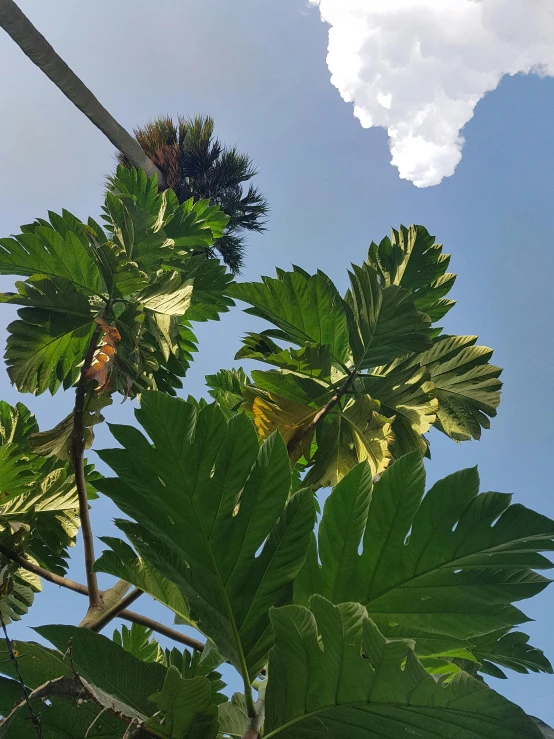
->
xmin=0 ymin=612 xmax=43 ymax=737
xmin=72 ymin=323 xmax=104 ymax=612
xmin=0 ymin=545 xmax=205 ymax=652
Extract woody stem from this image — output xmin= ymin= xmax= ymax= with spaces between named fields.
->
xmin=72 ymin=322 xmax=104 ymax=611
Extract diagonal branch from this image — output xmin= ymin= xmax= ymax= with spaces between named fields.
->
xmin=0 ymin=544 xmax=205 ymax=652
xmin=0 ymin=543 xmax=89 ymax=596
xmin=89 ymin=588 xmax=143 ymax=633
xmin=122 ymin=611 xmax=204 ymax=652
xmin=0 ymin=0 xmax=165 ymax=187
xmin=286 ymin=371 xmax=356 ymax=461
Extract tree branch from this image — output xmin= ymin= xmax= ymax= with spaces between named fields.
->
xmin=121 ymin=611 xmax=205 ymax=652
xmin=79 ymin=579 xmax=135 ymax=629
xmin=0 ymin=545 xmax=205 ymax=652
xmin=72 ymin=323 xmax=104 ymax=613
xmin=0 ymin=543 xmax=88 ymax=596
xmin=0 ymin=0 xmax=165 ymax=187
xmin=286 ymin=371 xmax=356 ymax=460
xmin=89 ymin=588 xmax=143 ymax=633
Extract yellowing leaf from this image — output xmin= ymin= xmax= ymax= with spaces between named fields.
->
xmin=248 ymin=389 xmax=319 ymax=465
xmin=30 ymin=395 xmax=113 ymax=462
xmin=305 ymin=395 xmax=394 ymax=489
xmin=137 ymin=272 xmax=194 ymax=315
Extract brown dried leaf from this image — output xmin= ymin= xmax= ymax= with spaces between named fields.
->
xmin=86 ymin=319 xmax=121 ymax=391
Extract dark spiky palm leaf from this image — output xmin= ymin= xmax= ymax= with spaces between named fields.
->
xmin=117 ymin=115 xmax=268 ymax=273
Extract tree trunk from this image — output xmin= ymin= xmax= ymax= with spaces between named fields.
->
xmin=0 ymin=0 xmax=165 ymax=187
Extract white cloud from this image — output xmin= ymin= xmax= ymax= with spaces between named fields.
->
xmin=309 ymin=0 xmax=554 ymax=187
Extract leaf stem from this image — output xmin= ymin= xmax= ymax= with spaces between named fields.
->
xmin=72 ymin=322 xmax=104 ymax=612
xmin=286 ymin=371 xmax=357 ymax=460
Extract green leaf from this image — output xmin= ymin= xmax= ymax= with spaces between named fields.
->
xmin=108 ymin=166 xmax=160 ymax=214
xmin=112 ymin=623 xmax=164 ymax=664
xmin=0 ymin=635 xmax=150 ymax=736
xmin=137 ymin=272 xmax=194 ymax=315
xmin=296 ymin=455 xmax=554 ymax=648
xmin=179 ymin=256 xmax=234 ymax=323
xmin=0 ymin=443 xmax=34 ymax=502
xmin=205 ymin=368 xmax=250 ymax=417
xmin=0 ymin=640 xmax=70 ymax=687
xmin=30 ymin=394 xmax=112 ymax=462
xmin=0 ymin=563 xmax=41 ymax=625
xmin=145 ymin=665 xmax=219 ymax=739
xmin=345 ymin=261 xmax=432 ymax=369
xmin=356 ymin=365 xmax=438 ymax=456
xmin=0 ymin=401 xmax=82 ymax=625
xmin=96 ymin=537 xmax=191 ymax=623
xmin=92 ymin=238 xmax=148 ymax=297
xmin=106 ymin=167 xmax=230 ymax=276
xmin=2 ymin=471 xmax=81 ymax=577
xmin=4 ymin=277 xmax=95 ymax=395
xmin=304 ymin=396 xmax=394 ymax=489
xmin=264 ymin=596 xmax=541 ymax=739
xmin=0 ymin=401 xmax=38 ymax=449
xmin=0 ymin=222 xmax=103 ymax=296
xmin=251 ymin=370 xmax=334 ymax=407
xmin=0 ymin=694 xmax=130 ymax=738
xmin=218 ymin=693 xmax=250 ymax=738
xmin=164 ymin=648 xmax=227 ymax=706
xmin=471 ymin=630 xmax=553 ymax=678
xmin=105 ymin=192 xmax=135 ymax=257
xmin=0 ymin=676 xmax=26 ymax=717
xmin=395 ymin=334 xmax=502 ymax=441
xmin=96 ymin=392 xmax=316 ymax=679
xmin=236 ymin=334 xmax=332 ymax=381
xmin=229 ymin=270 xmax=351 ymax=365
xmin=116 ymin=305 xmax=199 ymax=398
xmin=35 ymin=625 xmax=166 ymax=717
xmin=366 ymin=224 xmax=456 ymax=321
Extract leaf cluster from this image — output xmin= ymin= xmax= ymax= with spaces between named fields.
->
xmin=0 ymin=401 xmax=85 ymax=624
xmin=224 ymin=225 xmax=502 ymax=489
xmin=0 ymin=195 xmax=552 ymax=739
xmin=0 ymin=165 xmax=233 ymax=401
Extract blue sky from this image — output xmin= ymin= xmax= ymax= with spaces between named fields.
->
xmin=1 ymin=0 xmax=554 ymax=725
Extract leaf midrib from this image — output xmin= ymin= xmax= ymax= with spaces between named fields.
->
xmin=364 ymin=534 xmax=553 ymax=607
xmin=0 ymin=260 xmax=105 ymax=300
xmin=146 ymin=415 xmax=254 ymax=700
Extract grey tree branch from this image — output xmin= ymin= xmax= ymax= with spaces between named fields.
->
xmin=79 ymin=579 xmax=137 ymax=629
xmin=88 ymin=588 xmax=143 ymax=633
xmin=0 ymin=0 xmax=165 ymax=187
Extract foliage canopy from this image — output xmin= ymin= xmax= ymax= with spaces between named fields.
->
xmin=0 ymin=168 xmax=551 ymax=739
